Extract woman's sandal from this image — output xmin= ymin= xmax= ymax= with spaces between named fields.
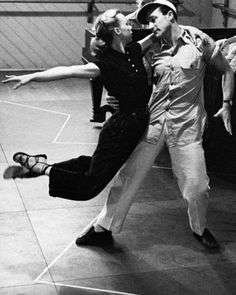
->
xmin=4 ymin=152 xmax=49 ymax=179
xmin=13 ymin=152 xmax=47 ymax=168
xmin=4 ymin=165 xmax=37 ymax=179
xmin=3 ymin=162 xmax=50 ymax=179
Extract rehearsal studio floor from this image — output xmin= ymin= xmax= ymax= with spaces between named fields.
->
xmin=0 ymin=72 xmax=235 ymax=295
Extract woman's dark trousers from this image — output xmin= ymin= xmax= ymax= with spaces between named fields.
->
xmin=49 ymin=111 xmax=149 ymax=201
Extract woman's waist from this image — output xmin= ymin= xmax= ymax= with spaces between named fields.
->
xmin=119 ymin=105 xmax=149 ymax=116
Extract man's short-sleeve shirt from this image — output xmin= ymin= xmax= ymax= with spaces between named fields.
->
xmin=147 ymin=25 xmax=217 ymax=147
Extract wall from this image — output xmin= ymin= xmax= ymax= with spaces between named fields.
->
xmin=0 ymin=2 xmax=88 ymax=69
xmin=178 ymin=0 xmax=212 ymax=28
xmin=211 ymin=0 xmax=236 ymax=28
xmin=0 ymin=0 xmax=230 ymax=70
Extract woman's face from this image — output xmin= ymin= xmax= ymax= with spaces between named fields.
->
xmin=116 ymin=13 xmax=133 ymax=43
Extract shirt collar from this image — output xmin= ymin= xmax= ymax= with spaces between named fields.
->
xmin=160 ymin=26 xmax=193 ymax=49
xmin=178 ymin=27 xmax=195 ymax=45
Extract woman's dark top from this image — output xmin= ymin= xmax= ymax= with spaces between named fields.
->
xmin=48 ymin=43 xmax=151 ymax=201
xmin=93 ymin=42 xmax=150 ymax=114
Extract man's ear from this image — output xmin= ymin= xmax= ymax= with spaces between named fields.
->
xmin=114 ymin=27 xmax=121 ymax=35
xmin=167 ymin=10 xmax=174 ymax=22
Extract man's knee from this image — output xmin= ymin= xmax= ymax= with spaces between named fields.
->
xmin=182 ymin=178 xmax=210 ymax=202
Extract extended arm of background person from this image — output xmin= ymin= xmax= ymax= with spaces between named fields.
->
xmin=2 ymin=63 xmax=100 ymax=89
xmin=211 ymin=52 xmax=235 ymax=135
xmin=201 ymin=31 xmax=235 ymax=135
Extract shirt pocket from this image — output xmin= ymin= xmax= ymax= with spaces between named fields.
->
xmin=181 ymin=58 xmax=200 ymax=70
xmin=173 ymin=60 xmax=201 ymax=83
xmin=173 ymin=46 xmax=202 ymax=80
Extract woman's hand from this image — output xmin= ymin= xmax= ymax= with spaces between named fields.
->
xmin=2 ymin=74 xmax=33 ymax=89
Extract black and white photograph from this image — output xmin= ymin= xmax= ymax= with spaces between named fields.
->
xmin=0 ymin=1 xmax=235 ymax=294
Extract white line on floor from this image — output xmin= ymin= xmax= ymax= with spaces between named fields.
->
xmin=0 ymin=100 xmax=69 ymax=116
xmin=34 ymin=240 xmax=75 ymax=282
xmin=0 ymin=100 xmax=71 ymax=144
xmin=34 ymin=236 xmax=139 ymax=295
xmin=52 ymin=114 xmax=71 ymax=143
xmin=152 ymin=165 xmax=172 ymax=170
xmin=37 ymin=280 xmax=138 ymax=295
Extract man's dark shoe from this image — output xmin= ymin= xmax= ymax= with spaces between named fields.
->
xmin=90 ymin=111 xmax=106 ymax=123
xmin=193 ymin=228 xmax=220 ymax=250
xmin=90 ymin=105 xmax=116 ymax=123
xmin=76 ymin=226 xmax=113 ymax=247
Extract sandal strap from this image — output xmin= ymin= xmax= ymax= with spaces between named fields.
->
xmin=21 ymin=155 xmax=30 ymax=169
xmin=29 ymin=162 xmax=51 ymax=175
xmin=13 ymin=152 xmax=47 ymax=170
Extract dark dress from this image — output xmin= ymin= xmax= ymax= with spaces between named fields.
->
xmin=49 ymin=42 xmax=150 ymax=200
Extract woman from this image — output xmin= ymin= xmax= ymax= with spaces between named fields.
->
xmin=90 ymin=0 xmax=154 ymax=123
xmin=3 ymin=9 xmax=155 ymax=201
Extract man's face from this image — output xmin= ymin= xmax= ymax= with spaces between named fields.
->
xmin=148 ymin=7 xmax=173 ymax=38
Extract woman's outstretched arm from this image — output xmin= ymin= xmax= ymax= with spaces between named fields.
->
xmin=2 ymin=62 xmax=100 ymax=89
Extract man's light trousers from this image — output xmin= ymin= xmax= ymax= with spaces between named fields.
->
xmin=93 ymin=123 xmax=210 ymax=236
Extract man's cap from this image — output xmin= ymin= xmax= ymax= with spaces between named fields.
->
xmin=137 ymin=0 xmax=177 ymax=24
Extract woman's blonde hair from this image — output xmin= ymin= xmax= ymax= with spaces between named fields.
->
xmin=90 ymin=9 xmax=121 ymax=56
xmin=136 ymin=0 xmax=153 ymax=9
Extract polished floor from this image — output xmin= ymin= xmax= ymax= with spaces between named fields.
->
xmin=0 ymin=73 xmax=235 ymax=295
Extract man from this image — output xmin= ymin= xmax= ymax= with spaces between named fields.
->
xmin=77 ymin=0 xmax=234 ymax=249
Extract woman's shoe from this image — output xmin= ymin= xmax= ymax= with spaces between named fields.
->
xmin=12 ymin=152 xmax=49 ymax=177
xmin=3 ymin=165 xmax=39 ymax=179
xmin=13 ymin=152 xmax=47 ymax=167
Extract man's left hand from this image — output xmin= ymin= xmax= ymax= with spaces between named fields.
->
xmin=214 ymin=105 xmax=232 ymax=135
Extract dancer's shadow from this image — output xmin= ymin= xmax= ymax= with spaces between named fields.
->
xmin=57 ymin=238 xmax=197 ymax=295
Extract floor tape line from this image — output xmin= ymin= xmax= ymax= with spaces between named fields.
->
xmin=152 ymin=165 xmax=172 ymax=170
xmin=34 ymin=234 xmax=138 ymax=295
xmin=34 ymin=240 xmax=75 ymax=282
xmin=52 ymin=114 xmax=71 ymax=143
xmin=37 ymin=279 xmax=139 ymax=295
xmin=0 ymin=100 xmax=69 ymax=116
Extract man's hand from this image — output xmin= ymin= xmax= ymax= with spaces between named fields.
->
xmin=2 ymin=74 xmax=32 ymax=89
xmin=214 ymin=104 xmax=232 ymax=135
